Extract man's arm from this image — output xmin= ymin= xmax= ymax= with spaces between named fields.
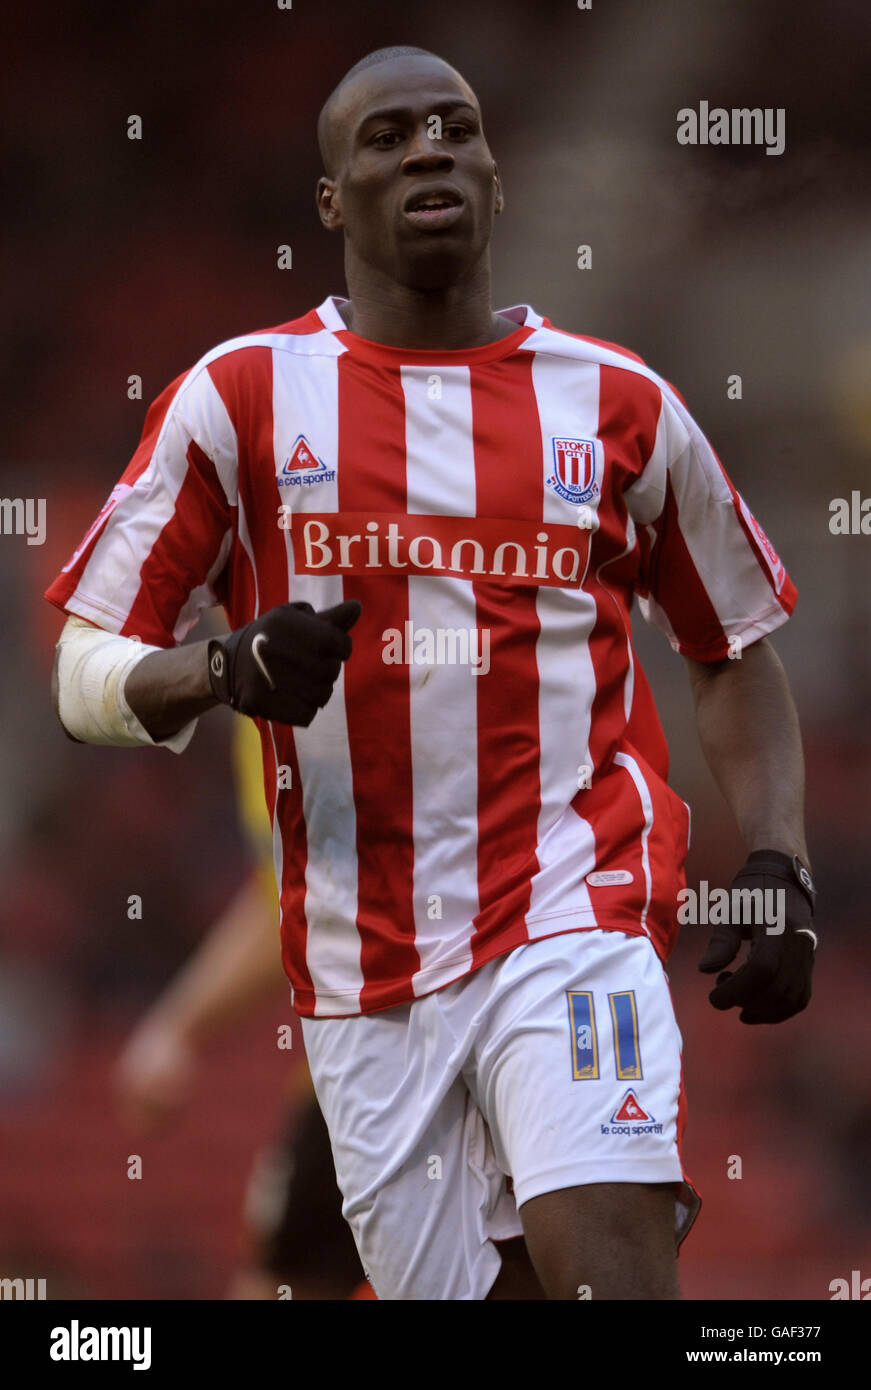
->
xmin=51 ymin=600 xmax=362 ymax=747
xmin=684 ymin=635 xmax=809 ymax=864
xmin=50 ymin=620 xmax=217 ymax=748
xmin=685 ymin=635 xmax=817 ymax=1024
xmin=50 ymin=628 xmax=218 ymax=743
xmin=126 ymin=599 xmax=361 ymax=738
xmin=124 ymin=642 xmax=218 ymax=742
xmin=113 ymin=869 xmax=286 ymax=1133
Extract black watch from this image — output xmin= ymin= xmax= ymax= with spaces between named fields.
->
xmin=791 ymin=854 xmax=816 ymax=908
xmin=207 ymin=638 xmax=233 ymax=706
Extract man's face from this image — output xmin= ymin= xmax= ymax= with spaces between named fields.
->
xmin=318 ymin=56 xmax=503 ymax=291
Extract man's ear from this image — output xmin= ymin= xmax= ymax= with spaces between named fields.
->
xmin=317 ymin=177 xmax=344 ymax=230
xmin=493 ymin=163 xmax=504 ymax=215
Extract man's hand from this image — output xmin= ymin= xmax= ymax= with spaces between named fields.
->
xmin=698 ymin=849 xmax=817 ymax=1024
xmin=208 ymin=599 xmax=361 ymax=726
xmin=114 ymin=1015 xmax=198 ymax=1135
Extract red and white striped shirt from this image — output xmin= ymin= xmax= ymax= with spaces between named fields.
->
xmin=46 ymin=296 xmax=796 ymax=1017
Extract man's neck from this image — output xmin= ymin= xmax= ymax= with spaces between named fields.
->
xmin=336 ymin=263 xmax=517 ymax=350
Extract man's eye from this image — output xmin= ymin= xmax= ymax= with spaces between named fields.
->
xmin=444 ymin=124 xmax=472 ymax=139
xmin=373 ymin=131 xmax=402 ymax=148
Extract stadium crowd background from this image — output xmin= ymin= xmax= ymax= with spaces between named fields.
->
xmin=1 ymin=0 xmax=869 ymax=1298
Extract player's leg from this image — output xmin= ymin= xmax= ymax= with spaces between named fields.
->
xmin=519 ymin=1181 xmax=679 ymax=1300
xmin=300 ymin=996 xmax=524 ymax=1300
xmin=468 ymin=929 xmax=700 ymax=1301
xmin=486 ymin=1236 xmax=547 ymax=1299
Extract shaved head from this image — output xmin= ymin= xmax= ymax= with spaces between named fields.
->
xmin=314 ymin=43 xmax=501 ymax=300
xmin=318 ymin=46 xmax=470 ymax=177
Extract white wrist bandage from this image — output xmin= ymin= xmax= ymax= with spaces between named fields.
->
xmin=55 ymin=615 xmax=197 ymax=754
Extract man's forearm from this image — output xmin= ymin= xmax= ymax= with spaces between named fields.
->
xmin=686 ymin=637 xmax=809 ymax=865
xmin=137 ymin=872 xmax=284 ymax=1048
xmin=124 ymin=641 xmax=219 ymax=741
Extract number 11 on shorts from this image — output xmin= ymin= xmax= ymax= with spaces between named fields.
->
xmin=567 ymin=990 xmax=643 ymax=1081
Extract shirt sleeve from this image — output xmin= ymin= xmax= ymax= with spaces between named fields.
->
xmin=625 ymin=383 xmax=796 ymax=661
xmin=44 ymin=358 xmax=238 ymax=648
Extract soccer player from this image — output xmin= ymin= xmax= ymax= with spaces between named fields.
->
xmin=46 ymin=46 xmax=817 ymax=1300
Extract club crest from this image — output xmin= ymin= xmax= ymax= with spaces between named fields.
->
xmin=548 ymin=437 xmax=599 ymax=505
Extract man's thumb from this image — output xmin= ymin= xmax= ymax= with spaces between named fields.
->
xmin=698 ymin=923 xmax=742 ymax=974
xmin=317 ymin=599 xmax=362 ymax=632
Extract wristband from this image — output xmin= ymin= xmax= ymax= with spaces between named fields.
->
xmin=744 ymin=849 xmax=816 ymax=910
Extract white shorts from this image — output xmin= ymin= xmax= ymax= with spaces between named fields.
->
xmin=300 ymin=929 xmax=700 ymax=1300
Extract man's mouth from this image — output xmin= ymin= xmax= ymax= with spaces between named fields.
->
xmin=403 ymin=186 xmax=465 ymax=230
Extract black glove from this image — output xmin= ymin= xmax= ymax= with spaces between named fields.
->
xmin=207 ymin=599 xmax=361 ymax=726
xmin=698 ymin=850 xmax=817 ymax=1024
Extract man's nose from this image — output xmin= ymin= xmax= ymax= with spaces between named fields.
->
xmin=401 ymin=126 xmax=455 ymax=172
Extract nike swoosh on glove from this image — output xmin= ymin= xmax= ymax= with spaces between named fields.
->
xmin=207 ymin=599 xmax=361 ymax=726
